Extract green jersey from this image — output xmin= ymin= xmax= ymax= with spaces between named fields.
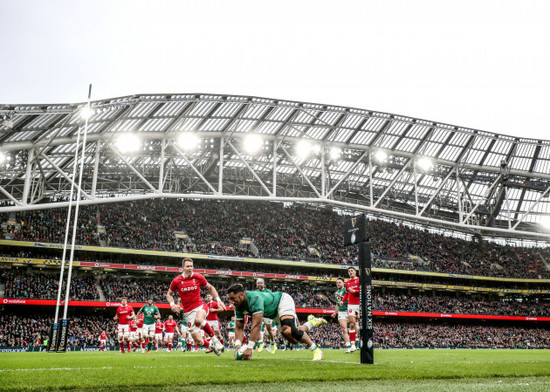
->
xmin=139 ymin=304 xmax=160 ymax=324
xmin=235 ymin=290 xmax=283 ymax=321
xmin=228 ymin=321 xmax=235 ymax=333
xmin=334 ymin=288 xmax=347 ymax=312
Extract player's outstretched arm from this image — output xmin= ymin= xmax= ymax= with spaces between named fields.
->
xmin=234 ymin=320 xmax=245 ymax=349
xmin=242 ymin=313 xmax=263 ymax=360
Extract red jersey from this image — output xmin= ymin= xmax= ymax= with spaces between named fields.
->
xmin=344 ymin=277 xmax=360 ymax=305
xmin=100 ymin=333 xmax=107 ymax=340
xmin=165 ymin=320 xmax=177 ymax=333
xmin=116 ymin=305 xmax=134 ymax=325
xmin=155 ymin=323 xmax=164 ymax=334
xmin=169 ymin=272 xmax=208 ymax=313
xmin=129 ymin=320 xmax=138 ymax=332
xmin=137 ymin=314 xmax=144 ymax=328
xmin=206 ymin=301 xmax=220 ymax=321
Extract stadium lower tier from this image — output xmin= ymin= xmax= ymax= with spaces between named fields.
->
xmin=1 ymin=308 xmax=548 ymax=349
xmin=2 ymin=268 xmax=548 ymax=317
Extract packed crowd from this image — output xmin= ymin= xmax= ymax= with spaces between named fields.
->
xmin=1 ymin=311 xmax=549 ymax=349
xmin=0 ymin=270 xmax=98 ymax=300
xmin=2 ymin=199 xmax=549 ymax=279
xmin=373 ymin=321 xmax=550 ymax=349
xmin=373 ymin=293 xmax=550 ymax=317
xmin=2 ymin=269 xmax=548 ymax=317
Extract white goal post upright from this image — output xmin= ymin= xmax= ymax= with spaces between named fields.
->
xmin=55 ymin=84 xmax=92 ymax=352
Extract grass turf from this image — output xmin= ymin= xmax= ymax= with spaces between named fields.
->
xmin=0 ymin=349 xmax=549 ymax=391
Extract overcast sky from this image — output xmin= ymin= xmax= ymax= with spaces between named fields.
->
xmin=1 ymin=0 xmax=549 ymax=141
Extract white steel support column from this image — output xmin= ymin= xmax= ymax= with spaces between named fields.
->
xmin=373 ymin=159 xmax=411 ymax=208
xmin=461 ymin=174 xmax=503 ymax=224
xmin=281 ymin=147 xmax=321 ymax=198
xmin=418 ymin=169 xmax=454 ymax=216
xmin=321 ymin=148 xmax=326 ymax=198
xmin=91 ymin=140 xmax=101 ymax=198
xmin=414 ymin=165 xmax=419 ymax=215
xmin=0 ymin=185 xmax=21 ymax=206
xmin=456 ymin=167 xmax=463 ymax=223
xmin=22 ymin=148 xmax=34 ymax=205
xmin=159 ymin=138 xmax=165 ymax=192
xmin=227 ymin=141 xmax=272 ymax=196
xmin=513 ymin=185 xmax=550 ymax=229
xmin=272 ymin=142 xmax=277 ymax=196
xmin=40 ymin=153 xmax=93 ymax=200
xmin=172 ymin=143 xmax=219 ymax=194
xmin=109 ymin=146 xmax=158 ymax=193
xmin=218 ymin=137 xmax=224 ymax=194
xmin=369 ymin=152 xmax=373 ymax=207
xmin=325 ymin=151 xmax=368 ymax=199
xmin=505 ymin=187 xmax=512 ymax=229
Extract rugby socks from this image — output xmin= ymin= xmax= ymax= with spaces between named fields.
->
xmin=128 ymin=342 xmax=132 ymax=351
xmin=119 ymin=342 xmax=124 ymax=352
xmin=200 ymin=320 xmax=215 ymax=337
xmin=167 ymin=343 xmax=172 ymax=351
xmin=308 ymin=343 xmax=318 ymax=351
xmin=349 ymin=330 xmax=356 ymax=346
xmin=304 ymin=321 xmax=314 ymax=331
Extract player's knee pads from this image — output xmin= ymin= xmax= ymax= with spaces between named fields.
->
xmin=280 ymin=318 xmax=304 ymax=341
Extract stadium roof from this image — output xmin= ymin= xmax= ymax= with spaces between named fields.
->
xmin=1 ymin=94 xmax=550 ymax=241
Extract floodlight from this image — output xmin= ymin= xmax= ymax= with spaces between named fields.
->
xmin=115 ymin=133 xmax=141 ymax=153
xmin=541 ymin=216 xmax=550 ymax=230
xmin=177 ymin=133 xmax=200 ymax=151
xmin=0 ymin=151 xmax=6 ymax=163
xmin=243 ymin=134 xmax=263 ymax=154
xmin=296 ymin=140 xmax=313 ymax=158
xmin=311 ymin=143 xmax=321 ymax=154
xmin=374 ymin=150 xmax=387 ymax=163
xmin=417 ymin=156 xmax=434 ymax=171
xmin=329 ymin=147 xmax=342 ymax=160
xmin=80 ymin=106 xmax=95 ymax=120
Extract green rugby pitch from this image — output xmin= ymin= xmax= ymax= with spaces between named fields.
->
xmin=0 ymin=349 xmax=549 ymax=391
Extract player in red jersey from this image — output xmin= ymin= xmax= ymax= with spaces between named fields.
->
xmin=166 ymin=257 xmax=226 ymax=356
xmin=205 ymin=293 xmax=225 ymax=352
xmin=154 ymin=319 xmax=164 ymax=351
xmin=136 ymin=313 xmax=146 ymax=353
xmin=343 ymin=267 xmax=360 ymax=353
xmin=163 ymin=315 xmax=178 ymax=352
xmin=114 ymin=297 xmax=135 ymax=353
xmin=129 ymin=318 xmax=139 ymax=352
xmin=99 ymin=331 xmax=107 ymax=351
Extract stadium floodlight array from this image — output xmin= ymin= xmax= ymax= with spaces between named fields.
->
xmin=115 ymin=133 xmax=142 ymax=153
xmin=243 ymin=134 xmax=263 ymax=154
xmin=177 ymin=132 xmax=200 ymax=151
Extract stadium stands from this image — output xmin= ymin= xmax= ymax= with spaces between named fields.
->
xmin=2 ymin=199 xmax=549 ymax=278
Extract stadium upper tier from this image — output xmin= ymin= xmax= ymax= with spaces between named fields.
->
xmin=1 ymin=200 xmax=549 ymax=278
xmin=1 ymin=94 xmax=550 ymax=240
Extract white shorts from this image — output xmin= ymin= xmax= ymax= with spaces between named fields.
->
xmin=155 ymin=333 xmax=163 ymax=340
xmin=165 ymin=333 xmax=174 ymax=340
xmin=129 ymin=331 xmax=138 ymax=340
xmin=347 ymin=304 xmax=360 ymax=318
xmin=228 ymin=332 xmax=235 ymax=338
xmin=184 ymin=304 xmax=209 ymax=331
xmin=142 ymin=324 xmax=156 ymax=338
xmin=338 ymin=311 xmax=348 ymax=321
xmin=207 ymin=320 xmax=220 ymax=332
xmin=100 ymin=339 xmax=106 ymax=345
xmin=276 ymin=293 xmax=297 ymax=320
xmin=264 ymin=317 xmax=273 ymax=325
xmin=117 ymin=324 xmax=130 ymax=337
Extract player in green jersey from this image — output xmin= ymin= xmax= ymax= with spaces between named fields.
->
xmin=227 ymin=283 xmax=326 ymax=361
xmin=227 ymin=316 xmax=236 ymax=348
xmin=331 ymin=277 xmax=351 ymax=350
xmin=255 ymin=278 xmax=277 ymax=353
xmin=137 ymin=297 xmax=160 ymax=353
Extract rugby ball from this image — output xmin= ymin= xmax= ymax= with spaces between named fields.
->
xmin=235 ymin=346 xmax=249 ymax=360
